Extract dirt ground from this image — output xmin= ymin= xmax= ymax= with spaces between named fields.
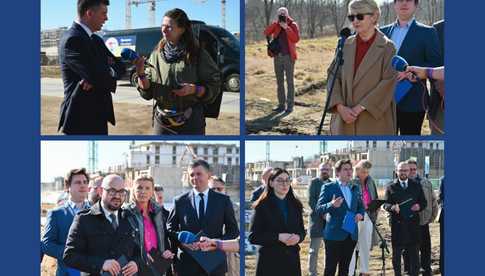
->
xmin=245 ymin=184 xmax=442 ymax=275
xmin=245 ymin=37 xmax=431 ymax=135
xmin=41 ymin=96 xmax=239 ymax=135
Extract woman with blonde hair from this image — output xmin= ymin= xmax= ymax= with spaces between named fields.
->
xmin=328 ymin=0 xmax=397 ymax=135
xmin=124 ymin=176 xmax=175 ymax=275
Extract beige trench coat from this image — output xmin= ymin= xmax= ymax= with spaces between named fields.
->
xmin=328 ymin=29 xmax=397 ymax=135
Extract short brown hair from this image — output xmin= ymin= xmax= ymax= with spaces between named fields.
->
xmin=65 ymin=168 xmax=89 ymax=189
xmin=335 ymin=159 xmax=352 ymax=173
xmin=77 ymin=0 xmax=109 ymax=17
xmin=406 ymin=159 xmax=418 ymax=166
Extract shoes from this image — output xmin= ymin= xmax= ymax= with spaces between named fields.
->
xmin=285 ymin=107 xmax=293 ymax=113
xmin=272 ymin=106 xmax=284 ymax=112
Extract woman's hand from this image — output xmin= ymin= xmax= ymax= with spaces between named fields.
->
xmin=172 ymin=83 xmax=196 ymax=97
xmin=162 ymin=250 xmax=175 ymax=259
xmin=285 ymin=234 xmax=300 ymax=246
xmin=337 ymin=104 xmax=357 ymax=124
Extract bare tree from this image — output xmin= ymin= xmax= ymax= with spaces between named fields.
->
xmin=263 ymin=0 xmax=275 ymax=28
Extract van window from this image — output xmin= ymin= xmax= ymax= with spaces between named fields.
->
xmin=199 ymin=30 xmax=218 ymax=64
xmin=209 ymin=28 xmax=239 ymax=52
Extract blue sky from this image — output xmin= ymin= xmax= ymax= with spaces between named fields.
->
xmin=41 ymin=0 xmax=240 ymax=33
xmin=245 ymin=141 xmax=348 ymax=163
xmin=41 ymin=140 xmax=240 ymax=182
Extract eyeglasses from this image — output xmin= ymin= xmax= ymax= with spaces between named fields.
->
xmin=347 ymin=13 xmax=373 ymax=22
xmin=103 ymin=188 xmax=127 ymax=197
xmin=274 ymin=179 xmax=291 ymax=186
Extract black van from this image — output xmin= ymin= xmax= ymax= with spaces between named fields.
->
xmin=102 ymin=21 xmax=240 ymax=92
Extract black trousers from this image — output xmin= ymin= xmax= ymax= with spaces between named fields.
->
xmin=393 ymin=244 xmax=419 ymax=276
xmin=397 ymin=110 xmax=426 ymax=135
xmin=324 ymin=236 xmax=356 ymax=276
xmin=404 ymin=224 xmax=432 ymax=276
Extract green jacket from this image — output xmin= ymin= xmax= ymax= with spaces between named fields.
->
xmin=137 ymin=48 xmax=221 ymax=111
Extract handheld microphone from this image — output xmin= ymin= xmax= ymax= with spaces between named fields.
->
xmin=120 ymin=48 xmax=153 ymax=68
xmin=391 ymin=55 xmax=408 ymax=72
xmin=178 ymin=231 xmax=198 ymax=244
xmin=337 ymin=27 xmax=352 ymax=50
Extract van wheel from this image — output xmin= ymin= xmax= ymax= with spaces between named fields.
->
xmin=225 ymin=73 xmax=239 ymax=92
xmin=130 ymin=72 xmax=138 ymax=87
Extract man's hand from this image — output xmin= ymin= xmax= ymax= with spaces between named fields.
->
xmin=199 ymin=236 xmax=217 ymax=251
xmin=182 ymin=242 xmax=200 ymax=251
xmin=331 ymin=194 xmax=344 ymax=208
xmin=172 ymin=84 xmax=196 ymax=97
xmin=279 ymin=22 xmax=288 ymax=29
xmin=406 ymin=66 xmax=427 ymax=79
xmin=411 ymin=203 xmax=420 ymax=212
xmin=285 ymin=234 xmax=300 ymax=246
xmin=391 ymin=204 xmax=400 ymax=214
xmin=337 ymin=104 xmax=357 ymax=124
xmin=351 ymin=105 xmax=365 ymax=117
xmin=355 ymin=213 xmax=364 ymax=222
xmin=79 ymin=79 xmax=93 ymax=92
xmin=121 ymin=261 xmax=138 ymax=276
xmin=102 ymin=259 xmax=121 ymax=276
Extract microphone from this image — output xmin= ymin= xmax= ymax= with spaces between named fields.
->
xmin=391 ymin=55 xmax=408 ymax=72
xmin=120 ymin=48 xmax=153 ymax=67
xmin=178 ymin=231 xmax=198 ymax=244
xmin=337 ymin=27 xmax=352 ymax=50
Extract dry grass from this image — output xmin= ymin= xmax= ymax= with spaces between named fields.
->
xmin=245 ymin=185 xmax=441 ymax=275
xmin=41 ymin=66 xmax=61 ymax=78
xmin=41 ymin=96 xmax=239 ymax=135
xmin=245 ymin=36 xmax=431 ymax=135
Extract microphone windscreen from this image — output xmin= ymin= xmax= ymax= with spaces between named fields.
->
xmin=178 ymin=231 xmax=197 ymax=244
xmin=391 ymin=55 xmax=408 ymax=72
xmin=340 ymin=27 xmax=351 ymax=38
xmin=120 ymin=48 xmax=139 ymax=61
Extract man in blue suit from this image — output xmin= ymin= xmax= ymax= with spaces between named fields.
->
xmin=380 ymin=0 xmax=441 ymax=135
xmin=58 ymin=0 xmax=125 ymax=135
xmin=41 ymin=168 xmax=90 ymax=276
xmin=316 ymin=159 xmax=364 ymax=276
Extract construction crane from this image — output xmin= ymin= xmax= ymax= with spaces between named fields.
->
xmin=265 ymin=141 xmax=270 ymax=167
xmin=125 ymin=0 xmax=163 ymax=29
xmin=88 ymin=141 xmax=98 ymax=174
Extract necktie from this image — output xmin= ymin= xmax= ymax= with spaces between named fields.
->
xmin=401 ymin=181 xmax=407 ymax=189
xmin=198 ymin=193 xmax=205 ymax=223
xmin=110 ymin=213 xmax=118 ymax=230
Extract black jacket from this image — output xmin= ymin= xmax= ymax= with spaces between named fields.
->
xmin=124 ymin=201 xmax=173 ymax=276
xmin=249 ymin=194 xmax=306 ymax=276
xmin=63 ymin=202 xmax=139 ymax=276
xmin=58 ymin=22 xmax=125 ymax=134
xmin=167 ymin=189 xmax=239 ymax=276
xmin=383 ymin=178 xmax=427 ymax=246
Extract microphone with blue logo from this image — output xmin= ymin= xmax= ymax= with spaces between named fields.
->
xmin=120 ymin=48 xmax=154 ymax=68
xmin=391 ymin=55 xmax=416 ymax=103
xmin=178 ymin=231 xmax=200 ymax=244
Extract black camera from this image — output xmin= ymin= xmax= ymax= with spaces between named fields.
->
xmin=278 ymin=15 xmax=286 ymax=23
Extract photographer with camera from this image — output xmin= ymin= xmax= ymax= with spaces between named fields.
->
xmin=264 ymin=7 xmax=300 ymax=113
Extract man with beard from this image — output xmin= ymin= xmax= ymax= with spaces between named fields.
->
xmin=87 ymin=176 xmax=103 ymax=205
xmin=41 ymin=168 xmax=90 ymax=276
xmin=383 ymin=162 xmax=427 ymax=276
xmin=167 ymin=160 xmax=239 ymax=276
xmin=403 ymin=159 xmax=438 ymax=276
xmin=307 ymin=163 xmax=332 ymax=276
xmin=63 ymin=174 xmax=139 ymax=276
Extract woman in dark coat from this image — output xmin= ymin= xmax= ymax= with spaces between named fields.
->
xmin=249 ymin=168 xmax=306 ymax=276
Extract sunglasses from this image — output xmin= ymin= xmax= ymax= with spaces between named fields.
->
xmin=347 ymin=13 xmax=373 ymax=22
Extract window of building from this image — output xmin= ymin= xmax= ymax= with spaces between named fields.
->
xmin=411 ymin=142 xmax=415 ymax=148
xmin=213 ymin=157 xmax=219 ymax=164
xmin=227 ymin=147 xmax=232 ymax=154
xmin=146 ymin=146 xmax=150 ymax=151
xmin=227 ymin=157 xmax=232 ymax=164
xmin=418 ymin=142 xmax=423 ymax=148
xmin=172 ymin=156 xmax=176 ymax=165
xmin=366 ymin=141 xmax=369 ymax=149
xmin=172 ymin=145 xmax=177 ymax=154
xmin=386 ymin=141 xmax=390 ymax=149
xmin=146 ymin=155 xmax=150 ymax=164
xmin=193 ymin=146 xmax=198 ymax=155
xmin=155 ymin=155 xmax=160 ymax=164
xmin=236 ymin=148 xmax=239 ymax=154
xmin=430 ymin=143 xmax=434 ymax=149
xmin=372 ymin=141 xmax=377 ymax=148
xmin=213 ymin=147 xmax=219 ymax=155
xmin=236 ymin=157 xmax=239 ymax=164
xmin=155 ymin=145 xmax=160 ymax=153
xmin=204 ymin=147 xmax=208 ymax=155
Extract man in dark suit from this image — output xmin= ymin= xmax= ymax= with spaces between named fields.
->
xmin=316 ymin=159 xmax=364 ymax=276
xmin=41 ymin=168 xmax=90 ymax=276
xmin=58 ymin=0 xmax=125 ymax=135
xmin=63 ymin=174 xmax=139 ymax=276
xmin=307 ymin=162 xmax=332 ymax=276
xmin=167 ymin=160 xmax=239 ymax=276
xmin=383 ymin=162 xmax=427 ymax=276
xmin=380 ymin=0 xmax=441 ymax=135
xmin=250 ymin=166 xmax=273 ymax=203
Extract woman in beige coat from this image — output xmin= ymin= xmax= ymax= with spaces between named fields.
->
xmin=328 ymin=0 xmax=397 ymax=135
